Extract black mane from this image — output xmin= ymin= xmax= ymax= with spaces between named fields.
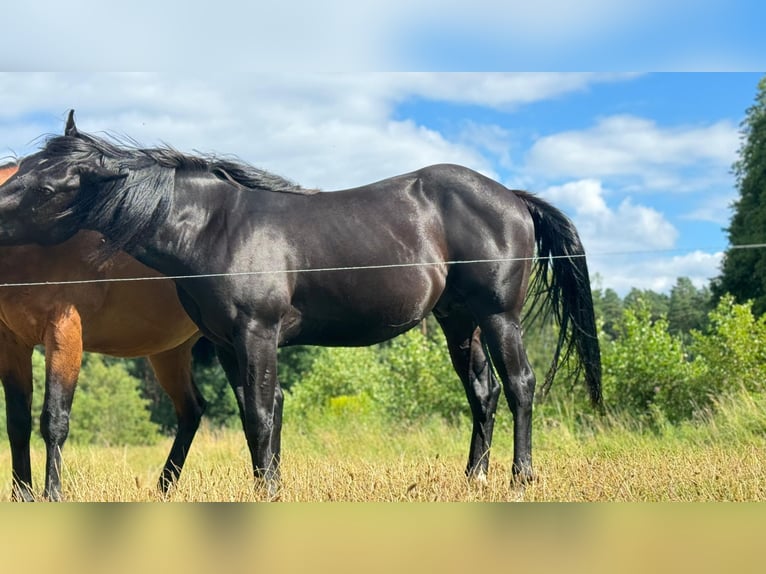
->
xmin=40 ymin=130 xmax=311 ymax=195
xmin=33 ymin=129 xmax=313 ymax=259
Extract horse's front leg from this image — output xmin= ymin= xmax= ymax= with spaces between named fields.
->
xmin=235 ymin=322 xmax=282 ymax=498
xmin=41 ymin=306 xmax=83 ymax=501
xmin=0 ymin=331 xmax=35 ymax=501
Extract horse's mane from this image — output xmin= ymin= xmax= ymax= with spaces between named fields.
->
xmin=33 ymin=129 xmax=314 ymax=260
xmin=40 ymin=130 xmax=313 ymax=195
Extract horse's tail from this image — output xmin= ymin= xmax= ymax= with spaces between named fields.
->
xmin=515 ymin=190 xmax=602 ymax=408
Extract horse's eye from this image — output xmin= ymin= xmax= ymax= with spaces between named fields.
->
xmin=41 ymin=185 xmax=55 ymax=195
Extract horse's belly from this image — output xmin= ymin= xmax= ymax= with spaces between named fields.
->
xmin=80 ymin=297 xmax=198 ymax=357
xmin=286 ymin=266 xmax=445 ymax=347
xmin=285 ymin=316 xmax=423 ymax=347
xmin=82 ymin=322 xmax=198 ymax=357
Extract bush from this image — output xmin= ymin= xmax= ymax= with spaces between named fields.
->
xmin=600 ymin=296 xmax=766 ymax=429
xmin=601 ymin=301 xmax=704 ymax=426
xmin=286 ymin=345 xmax=386 ymax=425
xmin=286 ymin=328 xmax=468 ymax=427
xmin=690 ymin=295 xmax=766 ymax=396
xmin=371 ymin=329 xmax=467 ymax=425
xmin=68 ymin=354 xmax=161 ymax=445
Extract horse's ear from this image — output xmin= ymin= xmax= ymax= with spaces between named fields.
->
xmin=64 ymin=110 xmax=79 ymax=137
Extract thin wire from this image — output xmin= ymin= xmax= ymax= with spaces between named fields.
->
xmin=0 ymin=243 xmax=764 ymax=289
xmin=0 ymin=254 xmax=573 ymax=288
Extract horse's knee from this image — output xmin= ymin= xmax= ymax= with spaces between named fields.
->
xmin=40 ymin=376 xmax=78 ymax=448
xmin=40 ymin=401 xmax=71 ymax=445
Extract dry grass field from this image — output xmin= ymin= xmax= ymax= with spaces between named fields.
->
xmin=2 ymin=415 xmax=765 ymax=574
xmin=2 ymin=410 xmax=765 ymax=502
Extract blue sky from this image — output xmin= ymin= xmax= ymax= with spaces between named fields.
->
xmin=0 ymin=73 xmax=761 ymax=294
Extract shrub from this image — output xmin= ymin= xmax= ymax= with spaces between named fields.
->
xmin=601 ymin=301 xmax=704 ymax=426
xmin=690 ymin=295 xmax=766 ymax=396
xmin=286 ymin=345 xmax=386 ymax=424
xmin=68 ymin=354 xmax=160 ymax=445
xmin=371 ymin=329 xmax=467 ymax=425
xmin=286 ymin=328 xmax=468 ymax=427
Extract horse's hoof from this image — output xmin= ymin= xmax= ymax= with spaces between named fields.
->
xmin=511 ymin=466 xmax=536 ymax=487
xmin=253 ymin=475 xmax=281 ymax=501
xmin=468 ymin=469 xmax=488 ymax=486
xmin=266 ymin=480 xmax=280 ymax=500
xmin=12 ymin=486 xmax=35 ymax=502
xmin=43 ymin=489 xmax=63 ymax=502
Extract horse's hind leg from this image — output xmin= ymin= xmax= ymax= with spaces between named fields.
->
xmin=148 ymin=337 xmax=207 ymax=494
xmin=41 ymin=306 xmax=83 ymax=501
xmin=436 ymin=314 xmax=501 ymax=482
xmin=0 ymin=330 xmax=35 ymax=501
xmin=478 ymin=313 xmax=536 ymax=484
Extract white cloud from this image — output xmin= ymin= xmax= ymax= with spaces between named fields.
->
xmin=537 ymin=179 xmax=727 ymax=295
xmin=0 ymin=73 xmax=632 ymax=189
xmin=526 ymin=114 xmax=739 ymax=190
xmin=542 ymin=179 xmax=678 ymax=254
xmin=596 ymin=251 xmax=723 ymax=294
xmin=524 ymin=114 xmax=738 ymax=293
xmin=385 ymin=73 xmax=639 ymax=109
xmin=0 ymin=74 xmax=476 ymax=188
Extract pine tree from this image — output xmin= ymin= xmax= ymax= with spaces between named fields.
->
xmin=714 ymin=76 xmax=766 ymax=315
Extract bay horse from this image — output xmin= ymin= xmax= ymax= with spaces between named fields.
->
xmin=0 ymin=162 xmax=207 ymax=501
xmin=0 ymin=111 xmax=601 ymax=496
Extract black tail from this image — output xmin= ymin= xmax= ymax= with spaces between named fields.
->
xmin=516 ymin=190 xmax=602 ymax=407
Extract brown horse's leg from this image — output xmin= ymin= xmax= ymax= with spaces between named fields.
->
xmin=436 ymin=314 xmax=501 ymax=482
xmin=0 ymin=329 xmax=35 ymax=501
xmin=148 ymin=336 xmax=206 ymax=494
xmin=41 ymin=306 xmax=83 ymax=501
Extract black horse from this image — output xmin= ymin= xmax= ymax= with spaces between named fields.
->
xmin=0 ymin=111 xmax=601 ymax=495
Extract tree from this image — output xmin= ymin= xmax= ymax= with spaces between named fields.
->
xmin=592 ymin=287 xmax=623 ymax=340
xmin=714 ymin=76 xmax=766 ymax=315
xmin=624 ymin=287 xmax=669 ymax=320
xmin=667 ymin=277 xmax=712 ymax=337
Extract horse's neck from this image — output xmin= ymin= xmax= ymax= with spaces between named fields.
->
xmin=129 ymin=176 xmax=239 ymax=277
